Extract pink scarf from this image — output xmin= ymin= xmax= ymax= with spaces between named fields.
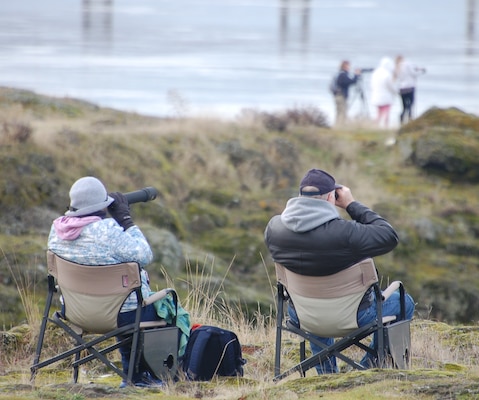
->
xmin=53 ymin=216 xmax=101 ymax=240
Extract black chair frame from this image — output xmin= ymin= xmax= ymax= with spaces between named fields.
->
xmin=30 ymin=255 xmax=178 ymax=385
xmin=274 ymin=279 xmax=408 ymax=382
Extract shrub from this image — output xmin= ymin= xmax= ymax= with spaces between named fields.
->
xmin=0 ymin=121 xmax=32 ymax=144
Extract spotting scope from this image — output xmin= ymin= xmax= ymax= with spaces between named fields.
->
xmin=123 ymin=187 xmax=158 ymax=204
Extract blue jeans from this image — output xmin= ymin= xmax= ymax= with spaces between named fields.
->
xmin=288 ymin=290 xmax=415 ymax=374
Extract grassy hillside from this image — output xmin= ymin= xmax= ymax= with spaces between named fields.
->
xmin=1 ymin=87 xmax=479 ymax=399
xmin=1 ymin=87 xmax=479 ymax=327
xmin=2 ymin=87 xmax=479 ymax=325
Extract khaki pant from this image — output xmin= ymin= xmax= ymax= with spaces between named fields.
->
xmin=334 ymin=94 xmax=347 ymax=126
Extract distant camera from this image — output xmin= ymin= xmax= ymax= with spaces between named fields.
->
xmin=123 ymin=187 xmax=158 ymax=205
xmin=360 ymin=68 xmax=374 ymax=73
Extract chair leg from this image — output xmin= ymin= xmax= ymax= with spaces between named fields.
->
xmin=30 ymin=286 xmax=54 ymax=382
xmin=125 ymin=304 xmax=144 ymax=385
xmin=274 ymin=283 xmax=285 ymax=378
xmin=377 ymin=325 xmax=385 ymax=367
xmin=126 ymin=331 xmax=141 ymax=384
xmin=274 ymin=321 xmax=379 ymax=381
xmin=299 ymin=341 xmax=306 ymax=377
xmin=36 ymin=314 xmax=132 ymax=383
xmin=73 ymin=342 xmax=81 ymax=383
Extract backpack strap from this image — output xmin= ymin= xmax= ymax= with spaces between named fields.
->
xmin=184 ymin=328 xmax=212 ymax=379
xmin=218 ymin=332 xmax=245 ymax=376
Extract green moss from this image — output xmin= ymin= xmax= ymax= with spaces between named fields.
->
xmin=396 ymin=108 xmax=479 ymax=182
xmin=399 ymin=107 xmax=479 ymax=134
xmin=185 ymin=200 xmax=229 ymax=230
xmin=0 ymin=146 xmax=59 ymax=210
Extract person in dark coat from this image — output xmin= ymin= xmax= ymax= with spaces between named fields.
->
xmin=333 ymin=60 xmax=361 ymax=126
xmin=265 ymin=168 xmax=415 ymax=373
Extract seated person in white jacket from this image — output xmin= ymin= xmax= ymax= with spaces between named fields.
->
xmin=48 ymin=176 xmax=162 ymax=388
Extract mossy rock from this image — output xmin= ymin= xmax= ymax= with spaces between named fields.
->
xmin=399 ymin=107 xmax=479 ymax=134
xmin=142 ymin=226 xmax=183 ymax=276
xmin=397 ymin=107 xmax=479 ymax=181
xmin=398 ymin=127 xmax=479 ymax=181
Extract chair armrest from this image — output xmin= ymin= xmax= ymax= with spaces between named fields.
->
xmin=140 ymin=320 xmax=167 ymax=329
xmin=382 ymin=280 xmax=408 ymax=321
xmin=382 ymin=281 xmax=402 ymax=301
xmin=142 ymin=288 xmax=179 ymax=326
xmin=143 ymin=288 xmax=174 ymax=306
xmin=382 ymin=315 xmax=397 ymax=324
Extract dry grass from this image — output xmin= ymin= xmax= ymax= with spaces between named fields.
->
xmin=0 ymin=253 xmax=479 ymax=400
xmin=2 ymin=91 xmax=479 ymax=398
xmin=1 ymin=255 xmax=479 ymax=399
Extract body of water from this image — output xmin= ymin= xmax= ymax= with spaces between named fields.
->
xmin=0 ymin=0 xmax=478 ymax=126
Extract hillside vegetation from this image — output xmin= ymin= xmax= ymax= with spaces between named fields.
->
xmin=1 ymin=87 xmax=479 ymax=399
xmin=1 ymin=87 xmax=479 ymax=327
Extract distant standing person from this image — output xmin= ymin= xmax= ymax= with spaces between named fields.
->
xmin=370 ymin=57 xmax=397 ymax=128
xmin=331 ymin=60 xmax=362 ymax=126
xmin=395 ymin=55 xmax=426 ymax=124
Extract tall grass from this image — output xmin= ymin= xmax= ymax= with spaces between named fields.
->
xmin=2 ymin=249 xmax=40 ymax=329
xmin=3 ymin=250 xmax=479 ymax=395
xmin=176 ymin=256 xmax=276 ymax=350
xmin=1 ymin=249 xmax=40 ymax=372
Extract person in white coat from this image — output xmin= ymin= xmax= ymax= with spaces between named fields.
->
xmin=370 ymin=57 xmax=397 ymax=128
xmin=395 ymin=55 xmax=426 ymax=124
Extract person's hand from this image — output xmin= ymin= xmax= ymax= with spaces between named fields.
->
xmin=334 ymin=185 xmax=355 ymax=209
xmin=354 ymin=68 xmax=362 ymax=75
xmin=108 ymin=192 xmax=134 ymax=230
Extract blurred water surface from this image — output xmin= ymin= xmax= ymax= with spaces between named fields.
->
xmin=0 ymin=0 xmax=478 ymax=125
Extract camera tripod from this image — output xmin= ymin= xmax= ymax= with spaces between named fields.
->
xmin=348 ymin=76 xmax=370 ymax=120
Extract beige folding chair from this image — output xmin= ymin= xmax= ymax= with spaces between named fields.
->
xmin=30 ymin=251 xmax=179 ymax=385
xmin=274 ymin=258 xmax=411 ymax=381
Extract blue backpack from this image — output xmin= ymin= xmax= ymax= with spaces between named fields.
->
xmin=181 ymin=325 xmax=246 ymax=381
xmin=329 ymin=74 xmax=340 ymax=95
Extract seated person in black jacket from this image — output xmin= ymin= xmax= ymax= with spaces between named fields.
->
xmin=264 ymin=168 xmax=415 ymax=373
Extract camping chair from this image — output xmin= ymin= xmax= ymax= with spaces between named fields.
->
xmin=30 ymin=251 xmax=180 ymax=385
xmin=274 ymin=258 xmax=411 ymax=381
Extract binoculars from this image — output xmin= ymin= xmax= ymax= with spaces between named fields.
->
xmin=123 ymin=187 xmax=158 ymax=204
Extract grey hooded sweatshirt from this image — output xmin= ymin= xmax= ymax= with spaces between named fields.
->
xmin=264 ymin=196 xmax=398 ymax=276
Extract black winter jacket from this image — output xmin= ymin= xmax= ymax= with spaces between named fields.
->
xmin=264 ymin=198 xmax=398 ymax=276
xmin=337 ymin=70 xmax=360 ymax=99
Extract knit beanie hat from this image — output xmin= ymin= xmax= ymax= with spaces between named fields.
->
xmin=65 ymin=177 xmax=114 ymax=217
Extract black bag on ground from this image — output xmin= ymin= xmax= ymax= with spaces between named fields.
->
xmin=181 ymin=325 xmax=246 ymax=381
